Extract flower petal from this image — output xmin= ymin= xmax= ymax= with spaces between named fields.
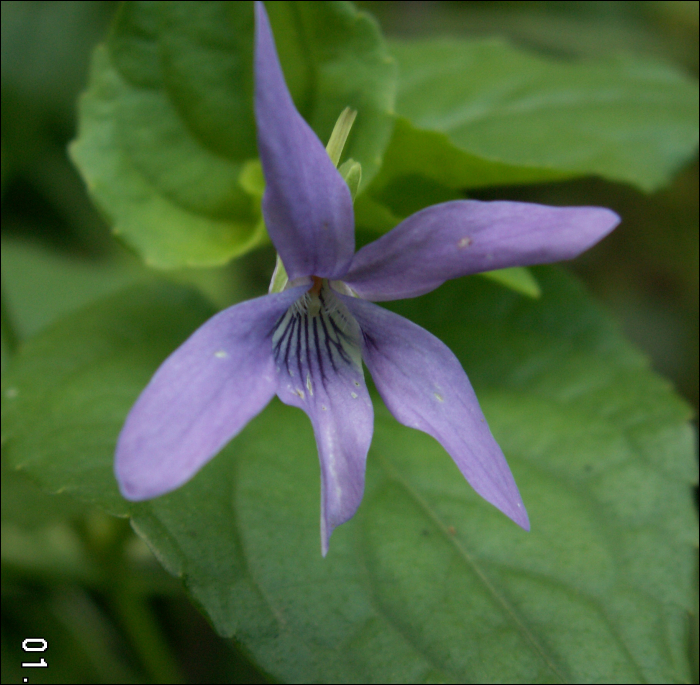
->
xmin=344 ymin=200 xmax=620 ymax=301
xmin=273 ymin=284 xmax=373 ymax=555
xmin=254 ymin=1 xmax=354 ymax=281
xmin=343 ymin=296 xmax=529 ymax=530
xmin=115 ymin=288 xmax=306 ymax=501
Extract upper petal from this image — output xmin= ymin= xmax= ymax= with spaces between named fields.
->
xmin=115 ymin=287 xmax=306 ymax=500
xmin=344 ymin=200 xmax=620 ymax=301
xmin=254 ymin=1 xmax=354 ymax=281
xmin=273 ymin=283 xmax=373 ymax=555
xmin=343 ymin=296 xmax=529 ymax=530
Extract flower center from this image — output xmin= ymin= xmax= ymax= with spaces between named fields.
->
xmin=272 ymin=280 xmax=362 ymax=395
xmin=309 ymin=276 xmax=323 ymax=296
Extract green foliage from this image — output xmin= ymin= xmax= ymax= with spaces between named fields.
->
xmin=1 ymin=284 xmax=215 ymax=513
xmin=67 ymin=2 xmax=699 ymax=304
xmin=371 ymin=38 xmax=699 ymax=198
xmin=480 ymin=266 xmax=541 ymax=299
xmin=0 ymin=240 xmax=143 ymax=341
xmin=5 ymin=2 xmax=699 ymax=682
xmin=3 ymin=269 xmax=696 ymax=683
xmin=69 ymin=1 xmax=396 ymax=269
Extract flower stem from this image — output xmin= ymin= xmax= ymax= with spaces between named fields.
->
xmin=81 ymin=516 xmax=185 ymax=684
xmin=111 ymin=587 xmax=185 ymax=684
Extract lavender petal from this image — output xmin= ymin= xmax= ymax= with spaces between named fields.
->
xmin=344 ymin=200 xmax=620 ymax=301
xmin=254 ymin=1 xmax=354 ymax=281
xmin=273 ymin=284 xmax=373 ymax=554
xmin=115 ymin=287 xmax=306 ymax=500
xmin=343 ymin=295 xmax=530 ymax=530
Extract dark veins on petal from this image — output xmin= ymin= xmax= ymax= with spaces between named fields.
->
xmin=272 ymin=286 xmax=361 ymax=397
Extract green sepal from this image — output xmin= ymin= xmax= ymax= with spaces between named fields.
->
xmin=339 ymin=159 xmax=362 ymax=202
xmin=268 ymin=254 xmax=289 ymax=294
xmin=326 ymin=107 xmax=357 ymax=168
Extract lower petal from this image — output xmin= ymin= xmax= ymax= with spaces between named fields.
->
xmin=343 ymin=296 xmax=529 ymax=530
xmin=273 ymin=284 xmax=374 ymax=555
xmin=115 ymin=288 xmax=305 ymax=500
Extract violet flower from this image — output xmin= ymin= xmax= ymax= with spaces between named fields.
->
xmin=115 ymin=1 xmax=620 ymax=555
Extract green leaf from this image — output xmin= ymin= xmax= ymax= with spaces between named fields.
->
xmin=338 ymin=159 xmax=362 ymax=201
xmin=69 ymin=1 xmax=396 ymax=269
xmin=480 ymin=266 xmax=541 ymax=298
xmin=1 ymin=238 xmax=142 ymax=341
xmin=0 ymin=237 xmax=237 ymax=363
xmin=265 ymin=2 xmax=396 ymax=188
xmin=69 ymin=39 xmax=264 ymax=270
xmin=2 ymin=458 xmax=89 ymax=532
xmin=368 ymin=116 xmax=569 ymax=203
xmin=1 ymin=283 xmax=216 ymax=513
xmin=375 ymin=38 xmax=699 ymax=195
xmin=2 ymin=269 xmax=696 ymax=682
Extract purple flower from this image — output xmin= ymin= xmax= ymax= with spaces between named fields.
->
xmin=115 ymin=1 xmax=620 ymax=555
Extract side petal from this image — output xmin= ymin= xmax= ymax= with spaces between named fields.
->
xmin=254 ymin=1 xmax=354 ymax=281
xmin=344 ymin=200 xmax=620 ymax=301
xmin=115 ymin=287 xmax=306 ymax=501
xmin=343 ymin=296 xmax=529 ymax=530
xmin=273 ymin=284 xmax=373 ymax=555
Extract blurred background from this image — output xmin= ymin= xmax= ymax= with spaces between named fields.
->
xmin=2 ymin=2 xmax=697 ymax=683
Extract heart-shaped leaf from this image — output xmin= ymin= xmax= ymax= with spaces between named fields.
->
xmin=370 ymin=38 xmax=699 ymax=198
xmin=69 ymin=1 xmax=396 ymax=268
xmin=3 ymin=268 xmax=695 ymax=682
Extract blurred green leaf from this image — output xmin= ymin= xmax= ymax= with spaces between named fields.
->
xmin=69 ymin=1 xmax=395 ymax=269
xmin=1 ymin=238 xmax=142 ymax=341
xmin=692 ymin=559 xmax=699 ymax=685
xmin=372 ymin=38 xmax=699 ymax=196
xmin=1 ymin=586 xmax=143 ymax=685
xmin=2 ymin=516 xmax=101 ymax=586
xmin=1 ymin=283 xmax=215 ymax=513
xmin=1 ymin=462 xmax=88 ymax=531
xmin=264 ymin=2 xmax=396 ymax=189
xmin=1 ymin=1 xmax=114 ymax=121
xmin=480 ymin=266 xmax=541 ymax=298
xmin=0 ymin=237 xmax=245 ymax=351
xmin=2 ymin=268 xmax=696 ymax=682
xmin=368 ymin=115 xmax=569 ymax=207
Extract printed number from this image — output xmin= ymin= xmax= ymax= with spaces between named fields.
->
xmin=22 ymin=639 xmax=47 ymax=668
